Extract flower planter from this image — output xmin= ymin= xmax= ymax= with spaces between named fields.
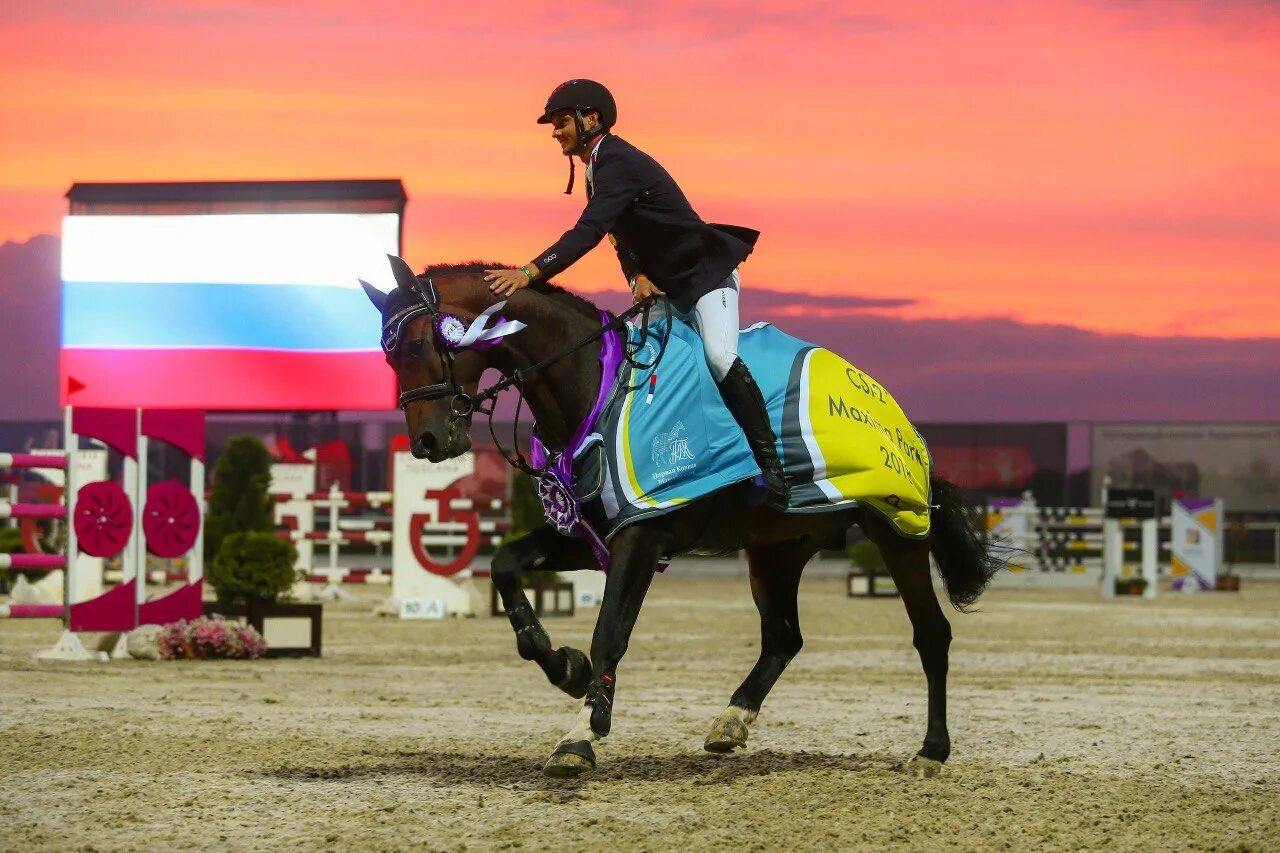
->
xmin=204 ymin=600 xmax=322 ymax=657
xmin=1113 ymin=579 xmax=1148 ymax=596
xmin=847 ymin=569 xmax=899 ymax=598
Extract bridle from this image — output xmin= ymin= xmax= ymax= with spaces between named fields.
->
xmin=385 ymin=277 xmax=670 ymax=476
xmin=383 ymin=276 xmax=477 ymax=417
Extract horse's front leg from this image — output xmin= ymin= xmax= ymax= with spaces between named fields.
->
xmin=544 ymin=526 xmax=666 ymax=777
xmin=490 ymin=525 xmax=599 ymax=699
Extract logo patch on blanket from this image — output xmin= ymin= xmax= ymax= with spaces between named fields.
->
xmin=585 ymin=316 xmax=932 ymax=541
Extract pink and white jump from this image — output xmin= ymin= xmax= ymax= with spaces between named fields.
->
xmin=0 ymin=408 xmax=207 ymax=661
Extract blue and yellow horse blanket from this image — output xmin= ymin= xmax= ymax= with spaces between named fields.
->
xmin=533 ymin=315 xmax=933 ymax=560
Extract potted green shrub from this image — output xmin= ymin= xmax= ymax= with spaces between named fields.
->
xmin=487 ymin=470 xmax=575 ymax=618
xmin=1214 ymin=572 xmax=1240 ymax=592
xmin=1218 ymin=520 xmax=1244 ymax=591
xmin=202 ymin=435 xmax=321 ymax=656
xmin=1113 ymin=576 xmax=1148 ymax=596
xmin=848 ymin=538 xmax=886 ymax=575
xmin=0 ymin=526 xmax=24 ymax=593
xmin=207 ymin=532 xmax=299 ymax=606
xmin=504 ymin=469 xmax=545 ymax=543
xmin=204 ymin=435 xmax=275 ymax=562
xmin=847 ymin=537 xmax=896 ymax=597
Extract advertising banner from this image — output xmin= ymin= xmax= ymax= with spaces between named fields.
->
xmin=1171 ymin=498 xmax=1222 ymax=591
xmin=919 ymin=422 xmax=1068 ymax=505
xmin=1092 ymin=424 xmax=1280 ymax=511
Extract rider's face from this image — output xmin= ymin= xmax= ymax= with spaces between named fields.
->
xmin=550 ymin=111 xmax=577 ymax=154
xmin=550 ymin=110 xmax=599 ymax=155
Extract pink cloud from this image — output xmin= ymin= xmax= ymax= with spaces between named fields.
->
xmin=2 ymin=0 xmax=1278 ymax=340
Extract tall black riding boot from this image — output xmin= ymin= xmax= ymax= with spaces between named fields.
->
xmin=717 ymin=357 xmax=790 ymax=510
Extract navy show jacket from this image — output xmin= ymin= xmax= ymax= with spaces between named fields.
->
xmin=531 ymin=135 xmax=759 ymax=313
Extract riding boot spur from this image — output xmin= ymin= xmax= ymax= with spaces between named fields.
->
xmin=716 ymin=357 xmax=790 ymax=510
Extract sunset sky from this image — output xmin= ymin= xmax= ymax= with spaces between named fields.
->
xmin=1 ymin=0 xmax=1278 ymax=421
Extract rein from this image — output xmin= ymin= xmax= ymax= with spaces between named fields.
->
xmin=491 ymin=297 xmax=672 ymax=478
xmin=472 ymin=295 xmax=666 ymax=413
xmin=393 ymin=280 xmax=671 ymax=478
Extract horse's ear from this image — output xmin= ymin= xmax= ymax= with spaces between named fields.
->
xmin=387 ymin=254 xmax=419 ymax=295
xmin=359 ymin=278 xmax=388 ymax=312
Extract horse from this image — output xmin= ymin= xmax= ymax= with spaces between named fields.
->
xmin=362 ymin=256 xmax=1001 ymax=779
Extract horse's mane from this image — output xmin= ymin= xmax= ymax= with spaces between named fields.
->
xmin=423 ymin=261 xmax=604 ymax=321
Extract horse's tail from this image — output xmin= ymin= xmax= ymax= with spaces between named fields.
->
xmin=927 ymin=475 xmax=1003 ymax=611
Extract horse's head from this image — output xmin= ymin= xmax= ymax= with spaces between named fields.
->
xmin=362 ymin=256 xmax=522 ymax=463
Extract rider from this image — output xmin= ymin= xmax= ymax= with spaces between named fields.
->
xmin=485 ymin=79 xmax=790 ymax=510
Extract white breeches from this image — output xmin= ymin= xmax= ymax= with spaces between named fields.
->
xmin=689 ymin=270 xmax=741 ymax=383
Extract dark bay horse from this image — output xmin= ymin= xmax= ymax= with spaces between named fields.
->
xmin=363 ymin=257 xmax=1001 ymax=778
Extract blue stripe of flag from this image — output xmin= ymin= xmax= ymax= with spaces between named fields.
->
xmin=62 ymin=281 xmax=384 ymax=350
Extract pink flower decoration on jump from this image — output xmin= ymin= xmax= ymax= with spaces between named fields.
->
xmin=74 ymin=481 xmax=133 ymax=558
xmin=143 ymin=480 xmax=200 ymax=558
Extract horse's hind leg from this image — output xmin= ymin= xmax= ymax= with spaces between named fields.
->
xmin=490 ymin=524 xmax=598 ymax=699
xmin=861 ymin=511 xmax=952 ymax=778
xmin=705 ymin=537 xmax=815 ymax=752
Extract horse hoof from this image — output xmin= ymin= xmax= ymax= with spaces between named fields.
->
xmin=704 ymin=715 xmax=749 ymax=753
xmin=555 ymin=647 xmax=592 ymax=699
xmin=544 ymin=740 xmax=596 ymax=777
xmin=903 ymin=754 xmax=943 ymax=779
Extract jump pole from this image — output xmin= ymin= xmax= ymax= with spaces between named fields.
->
xmin=0 ymin=441 xmax=108 ymax=603
xmin=0 ymin=454 xmax=69 ymax=470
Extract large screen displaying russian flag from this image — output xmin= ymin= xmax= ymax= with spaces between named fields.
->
xmin=60 ymin=213 xmax=398 ymax=410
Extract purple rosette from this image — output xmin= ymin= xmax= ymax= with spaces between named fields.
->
xmin=536 ymin=470 xmax=581 ymax=534
xmin=434 ymin=314 xmax=469 ymax=350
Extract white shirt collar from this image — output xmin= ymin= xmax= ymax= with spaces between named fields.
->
xmin=586 ymin=135 xmax=607 ymax=188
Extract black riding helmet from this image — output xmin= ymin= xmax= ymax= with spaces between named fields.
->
xmin=537 ymin=79 xmax=617 ymax=194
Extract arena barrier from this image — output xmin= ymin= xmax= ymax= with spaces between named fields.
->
xmin=0 ymin=408 xmax=205 ymax=660
xmin=989 ymin=490 xmax=1224 ymax=597
xmin=270 ymin=453 xmax=507 ymax=617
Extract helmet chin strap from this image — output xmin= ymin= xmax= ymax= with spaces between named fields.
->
xmin=564 ymin=109 xmax=605 ymax=194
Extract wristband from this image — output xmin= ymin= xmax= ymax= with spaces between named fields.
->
xmin=519 ymin=264 xmax=536 ymax=282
